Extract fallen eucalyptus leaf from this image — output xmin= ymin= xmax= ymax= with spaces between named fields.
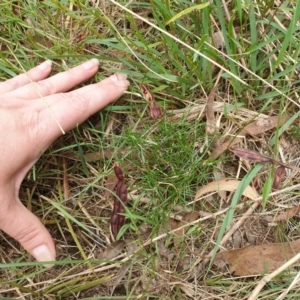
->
xmin=215 ymin=240 xmax=300 ymax=276
xmin=194 ymin=179 xmax=259 ymax=201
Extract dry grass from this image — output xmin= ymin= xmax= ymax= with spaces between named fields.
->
xmin=1 ymin=0 xmax=300 ymax=299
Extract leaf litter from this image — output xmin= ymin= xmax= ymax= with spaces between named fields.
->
xmin=73 ymin=91 xmax=300 ymax=294
xmin=210 ymin=115 xmax=290 ymax=160
xmin=171 ymin=89 xmax=300 ymax=280
xmin=214 ymin=240 xmax=300 ymax=276
xmin=264 ymin=205 xmax=300 ymax=222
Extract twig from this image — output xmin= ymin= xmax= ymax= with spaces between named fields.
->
xmin=275 ymin=271 xmax=300 ymax=300
xmin=248 ymin=252 xmax=300 ymax=300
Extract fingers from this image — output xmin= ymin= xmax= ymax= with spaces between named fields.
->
xmin=5 ymin=59 xmax=100 ymax=100
xmin=0 ymin=198 xmax=55 ymax=268
xmin=0 ymin=61 xmax=52 ymax=95
xmin=39 ymin=73 xmax=129 ymax=138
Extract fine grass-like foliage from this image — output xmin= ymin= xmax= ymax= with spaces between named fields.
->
xmin=1 ymin=0 xmax=300 ymax=299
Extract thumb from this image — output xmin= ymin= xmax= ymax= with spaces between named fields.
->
xmin=0 ymin=200 xmax=56 ymax=267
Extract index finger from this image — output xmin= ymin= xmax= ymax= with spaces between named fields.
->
xmin=5 ymin=59 xmax=100 ymax=100
xmin=38 ymin=73 xmax=129 ymax=141
xmin=0 ymin=61 xmax=52 ymax=95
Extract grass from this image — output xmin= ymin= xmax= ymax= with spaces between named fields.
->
xmin=1 ymin=0 xmax=300 ymax=299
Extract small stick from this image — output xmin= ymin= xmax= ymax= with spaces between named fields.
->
xmin=248 ymin=252 xmax=300 ymax=300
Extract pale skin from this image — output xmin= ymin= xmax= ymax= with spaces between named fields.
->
xmin=0 ymin=59 xmax=129 ymax=266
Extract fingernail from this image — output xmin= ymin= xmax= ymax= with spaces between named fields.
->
xmin=31 ymin=244 xmax=55 ymax=268
xmin=38 ymin=60 xmax=52 ymax=70
xmin=82 ymin=58 xmax=99 ymax=70
xmin=111 ymin=73 xmax=130 ymax=87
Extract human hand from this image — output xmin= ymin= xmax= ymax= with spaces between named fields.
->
xmin=0 ymin=59 xmax=129 ymax=266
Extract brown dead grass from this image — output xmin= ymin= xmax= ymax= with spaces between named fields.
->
xmin=2 ymin=1 xmax=300 ymax=299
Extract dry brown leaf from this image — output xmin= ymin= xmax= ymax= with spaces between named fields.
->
xmin=97 ymin=240 xmax=126 ymax=260
xmin=141 ymin=84 xmax=164 ymax=119
xmin=215 ymin=240 xmax=300 ymax=276
xmin=269 ymin=205 xmax=300 ymax=222
xmin=206 ymin=86 xmax=218 ymax=136
xmin=210 ymin=115 xmax=290 ymax=160
xmin=141 ymin=84 xmax=154 ymax=102
xmin=150 ymin=101 xmax=164 ymax=119
xmin=171 ymin=211 xmax=200 ymax=246
xmin=240 ymin=115 xmax=289 ymax=136
xmin=230 ymin=147 xmax=273 ymax=163
xmin=104 ymin=175 xmax=119 ymax=200
xmin=194 ymin=179 xmax=259 ymax=202
xmin=169 ymin=218 xmax=178 ymax=230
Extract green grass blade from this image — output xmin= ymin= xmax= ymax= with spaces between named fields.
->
xmin=165 ymin=3 xmax=210 ymax=25
xmin=275 ymin=1 xmax=300 ymax=67
xmin=209 ymin=164 xmax=263 ymax=268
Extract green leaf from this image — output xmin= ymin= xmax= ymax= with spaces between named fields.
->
xmin=275 ymin=0 xmax=300 ymax=67
xmin=165 ymin=3 xmax=210 ymax=25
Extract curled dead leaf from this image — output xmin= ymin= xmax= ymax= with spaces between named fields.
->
xmin=194 ymin=179 xmax=259 ymax=202
xmin=141 ymin=84 xmax=154 ymax=102
xmin=230 ymin=147 xmax=273 ymax=163
xmin=141 ymin=84 xmax=164 ymax=119
xmin=231 ymin=147 xmax=300 ymax=175
xmin=150 ymin=101 xmax=163 ymax=119
xmin=272 ymin=166 xmax=286 ymax=190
